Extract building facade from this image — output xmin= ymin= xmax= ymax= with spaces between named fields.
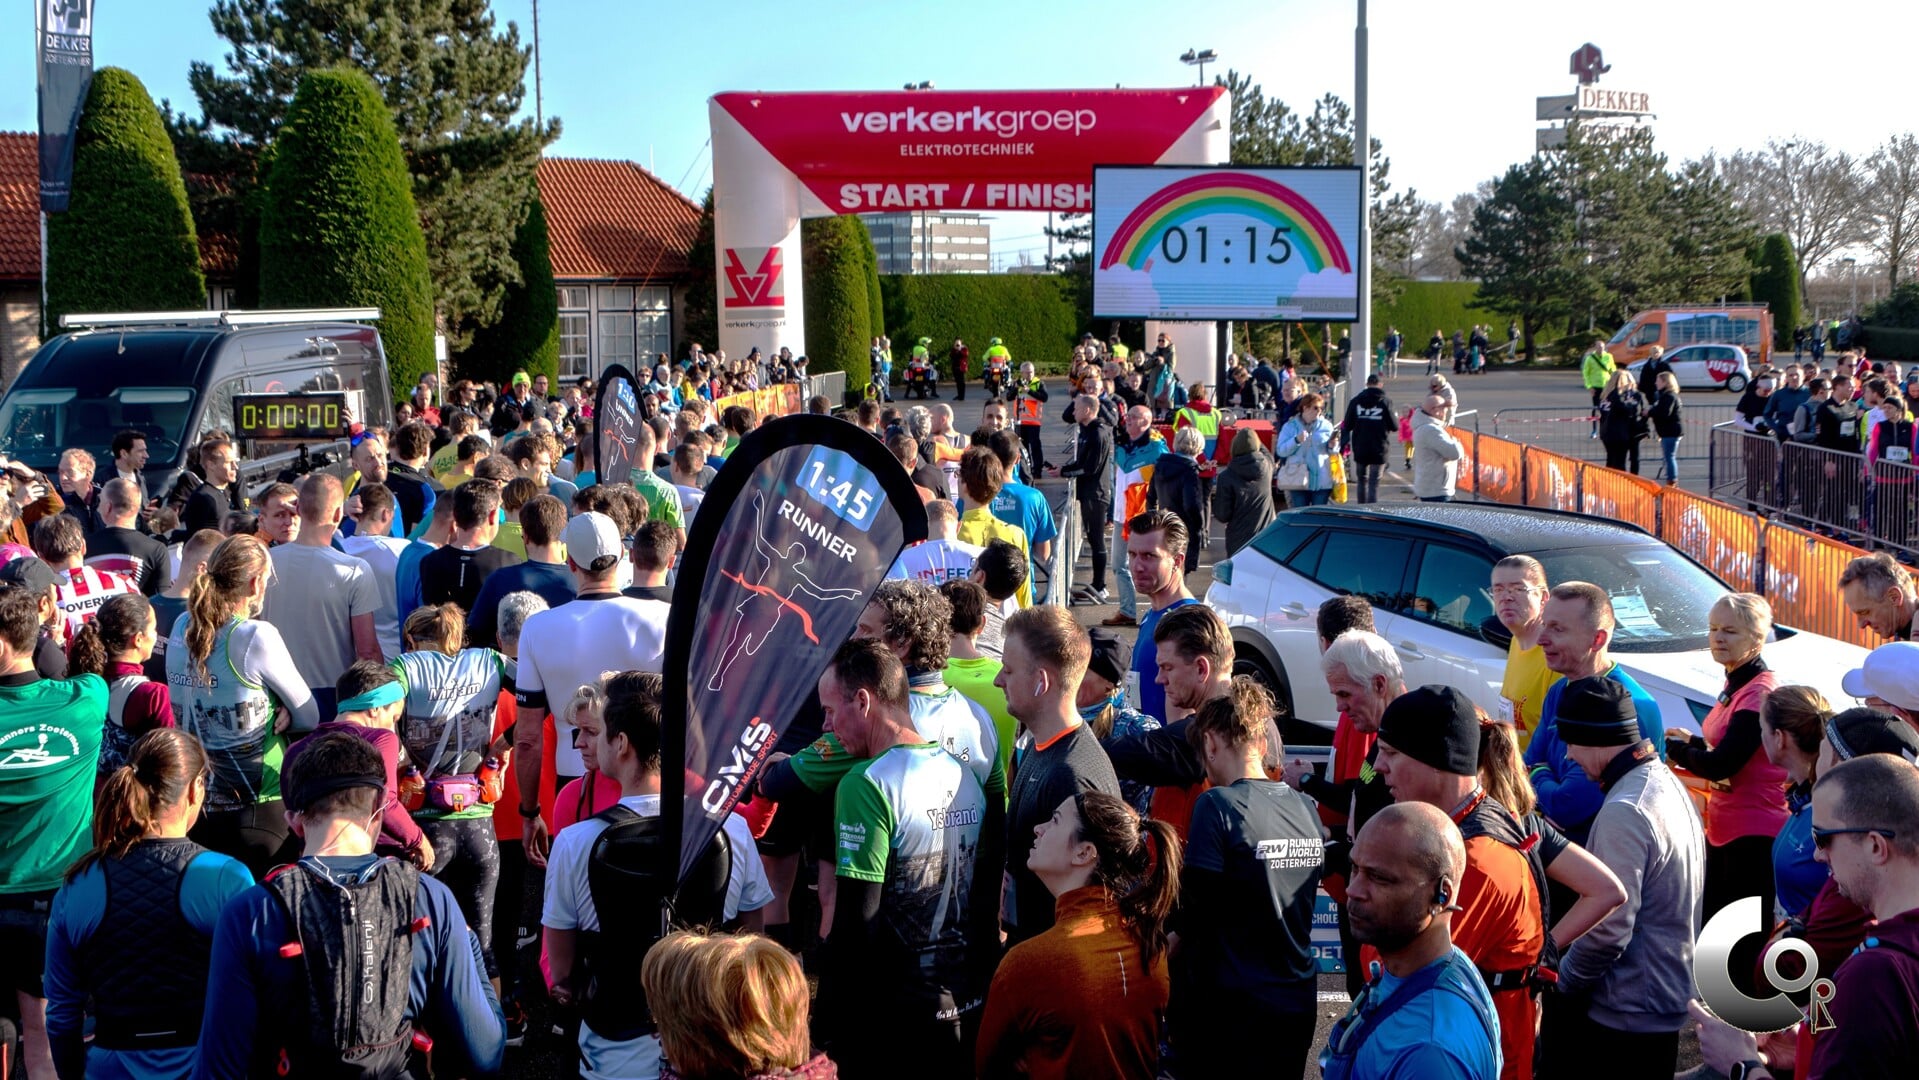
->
xmin=862 ymin=212 xmax=991 ymax=274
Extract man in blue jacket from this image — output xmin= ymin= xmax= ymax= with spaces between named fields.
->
xmin=194 ymin=731 xmax=504 ymax=1080
xmin=1523 ymin=582 xmax=1663 ymax=847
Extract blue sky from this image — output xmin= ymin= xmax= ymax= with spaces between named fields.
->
xmin=14 ymin=0 xmax=1914 ymax=265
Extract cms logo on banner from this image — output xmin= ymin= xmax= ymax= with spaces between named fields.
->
xmin=723 ymin=247 xmax=785 ymax=309
xmin=1693 ymin=896 xmax=1836 ymax=1034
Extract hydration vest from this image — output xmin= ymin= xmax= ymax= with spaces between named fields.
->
xmin=81 ymin=838 xmax=216 ymax=1051
xmin=265 ymin=858 xmax=423 ymax=1079
xmin=1455 ymin=791 xmax=1556 ymax=992
xmin=577 ymin=807 xmax=733 ymax=1042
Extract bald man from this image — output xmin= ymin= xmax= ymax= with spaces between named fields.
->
xmin=261 ymin=473 xmax=382 ymax=720
xmin=1320 ymin=802 xmax=1500 ymax=1080
xmin=1411 ymin=394 xmax=1464 ymax=502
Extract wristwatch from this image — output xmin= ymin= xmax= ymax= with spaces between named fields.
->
xmin=1730 ymin=1060 xmax=1769 ymax=1080
xmin=518 ymin=804 xmax=542 ymax=820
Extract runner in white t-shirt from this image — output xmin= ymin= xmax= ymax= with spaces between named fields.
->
xmin=887 ymin=499 xmax=983 ymax=588
xmin=259 ymin=476 xmax=381 ymax=719
xmin=515 ymin=513 xmax=669 ymax=862
xmin=339 ymin=482 xmax=412 ymax=659
xmin=542 ymin=671 xmax=771 ymax=1080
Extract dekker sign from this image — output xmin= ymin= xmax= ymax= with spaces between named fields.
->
xmin=709 ymin=87 xmax=1231 ymax=358
xmin=1577 ymin=86 xmax=1652 ymax=115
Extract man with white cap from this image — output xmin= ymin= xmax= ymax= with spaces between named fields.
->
xmin=511 ymin=511 xmax=670 ymax=864
xmin=1841 ymin=640 xmax=1919 ymax=730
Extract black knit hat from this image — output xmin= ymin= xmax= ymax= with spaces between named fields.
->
xmin=1826 ymin=707 xmax=1919 ymax=764
xmin=1377 ymin=685 xmax=1480 ymax=777
xmin=1556 ymin=677 xmax=1640 ymax=747
xmin=1086 ymin=628 xmax=1128 ymax=687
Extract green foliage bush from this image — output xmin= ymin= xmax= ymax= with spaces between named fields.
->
xmin=881 ymin=274 xmax=1080 ymax=374
xmin=801 ymin=216 xmax=874 ymax=385
xmin=44 ymin=67 xmax=206 ymax=333
xmin=1862 ymin=326 xmax=1919 ymax=360
xmin=258 ymin=67 xmax=436 ymax=398
xmin=1749 ymin=233 xmax=1802 ymax=347
xmin=460 ymin=187 xmax=558 ymax=386
xmin=1866 ymin=282 xmax=1919 ymax=330
xmin=1372 ymin=282 xmax=1495 ymax=344
xmin=679 ymin=189 xmax=717 ymax=354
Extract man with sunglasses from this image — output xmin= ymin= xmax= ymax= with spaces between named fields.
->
xmin=1692 ymin=752 xmax=1919 ymax=1080
xmin=1321 ymin=801 xmax=1499 ymax=1080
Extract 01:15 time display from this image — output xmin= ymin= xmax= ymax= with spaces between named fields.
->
xmin=1157 ymin=225 xmax=1294 ymax=266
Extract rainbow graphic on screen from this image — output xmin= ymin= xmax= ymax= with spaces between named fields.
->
xmin=1098 ymin=171 xmax=1353 ymax=273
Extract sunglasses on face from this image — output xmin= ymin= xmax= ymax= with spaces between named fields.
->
xmin=1812 ymin=825 xmax=1896 ymax=849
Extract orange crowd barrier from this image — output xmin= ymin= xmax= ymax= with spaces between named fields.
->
xmin=1659 ymin=487 xmax=1762 ymax=590
xmin=1471 ymin=434 xmax=1525 ymax=505
xmin=1760 ymin=522 xmax=1876 ymax=648
xmin=1579 ymin=467 xmax=1663 ymax=535
xmin=1451 ymin=428 xmax=1477 ymax=497
xmin=1523 ymin=446 xmax=1582 ymax=513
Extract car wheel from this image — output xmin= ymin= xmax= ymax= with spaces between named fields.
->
xmin=1233 ymin=651 xmax=1329 ymax=749
xmin=1725 ymin=373 xmax=1748 ymax=393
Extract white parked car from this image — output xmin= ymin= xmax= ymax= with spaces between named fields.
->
xmin=1209 ymin=503 xmax=1866 ymax=747
xmin=1628 ymin=343 xmax=1752 ymax=393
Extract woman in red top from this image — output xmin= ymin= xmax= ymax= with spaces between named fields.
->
xmin=66 ymin=593 xmax=172 ymax=777
xmin=977 ymin=791 xmax=1180 ymax=1080
xmin=1665 ymin=594 xmax=1787 ymax=964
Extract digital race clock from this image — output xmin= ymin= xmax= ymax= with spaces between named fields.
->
xmin=234 ymin=392 xmax=351 ymax=440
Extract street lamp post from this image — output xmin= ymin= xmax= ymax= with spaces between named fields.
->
xmin=1179 ymin=49 xmax=1218 ymax=87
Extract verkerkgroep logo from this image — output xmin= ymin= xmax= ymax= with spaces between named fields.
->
xmin=1692 ymin=896 xmax=1836 ymax=1034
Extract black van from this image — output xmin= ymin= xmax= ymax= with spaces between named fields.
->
xmin=0 ymin=309 xmax=395 ymax=502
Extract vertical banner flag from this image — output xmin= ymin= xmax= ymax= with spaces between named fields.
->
xmin=36 ymin=0 xmax=95 ymax=213
xmin=662 ymin=415 xmax=928 ymax=885
xmin=594 ymin=364 xmax=642 ymax=487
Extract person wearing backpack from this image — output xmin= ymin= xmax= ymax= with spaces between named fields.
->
xmin=194 ymin=730 xmax=505 ymax=1080
xmin=541 ymin=671 xmax=772 ymax=1080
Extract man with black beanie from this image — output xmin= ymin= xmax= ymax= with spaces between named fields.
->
xmin=1373 ymin=685 xmax=1547 ymax=1080
xmin=1545 ymin=676 xmax=1705 ymax=1078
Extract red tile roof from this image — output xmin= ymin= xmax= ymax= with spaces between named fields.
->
xmin=537 ymin=156 xmax=702 ymax=281
xmin=0 ymin=133 xmax=39 ymax=280
xmin=0 ymin=135 xmax=701 ymax=284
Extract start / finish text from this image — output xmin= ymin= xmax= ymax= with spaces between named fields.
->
xmin=833 ymin=181 xmax=1092 ymax=212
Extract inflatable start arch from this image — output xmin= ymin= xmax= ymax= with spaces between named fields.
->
xmin=709 ymin=87 xmax=1233 ymax=367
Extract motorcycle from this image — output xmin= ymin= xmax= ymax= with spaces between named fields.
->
xmin=983 ymin=360 xmax=1012 ymax=400
xmin=904 ymin=359 xmax=939 ymax=399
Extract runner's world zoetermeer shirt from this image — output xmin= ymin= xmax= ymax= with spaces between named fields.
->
xmin=835 ymin=742 xmax=987 ymax=1024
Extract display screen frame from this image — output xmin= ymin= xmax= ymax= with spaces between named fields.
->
xmin=233 ymin=391 xmax=353 ymax=441
xmin=1091 ymin=163 xmax=1365 ymax=323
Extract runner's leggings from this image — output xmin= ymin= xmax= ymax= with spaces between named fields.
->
xmin=190 ymin=800 xmax=297 ymax=881
xmin=420 ymin=816 xmax=502 ymax=978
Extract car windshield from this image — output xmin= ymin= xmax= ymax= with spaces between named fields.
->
xmin=0 ymin=386 xmax=196 ymax=471
xmin=1534 ymin=543 xmax=1725 ymax=652
xmin=1607 ymin=322 xmax=1638 ymax=346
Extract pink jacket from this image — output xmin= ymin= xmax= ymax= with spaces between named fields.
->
xmin=1701 ymin=667 xmax=1787 ymax=845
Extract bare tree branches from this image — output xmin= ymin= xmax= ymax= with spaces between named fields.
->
xmin=1864 ymin=134 xmax=1919 ymax=290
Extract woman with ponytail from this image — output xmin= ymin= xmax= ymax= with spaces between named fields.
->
xmin=68 ymin=592 xmax=173 ymax=776
xmin=977 ymin=790 xmax=1179 ymax=1079
xmin=43 ymin=729 xmax=253 ymax=1080
xmin=166 ymin=533 xmax=318 ymax=877
xmin=390 ymin=601 xmax=515 ymax=984
xmin=1170 ymin=677 xmax=1327 ymax=1080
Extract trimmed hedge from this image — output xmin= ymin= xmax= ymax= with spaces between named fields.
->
xmin=459 ymin=187 xmax=559 ymax=386
xmin=44 ymin=68 xmax=206 ymax=333
xmin=1863 ymin=326 xmax=1919 ymax=361
xmin=1371 ymin=281 xmax=1494 ymax=346
xmin=801 ymin=215 xmax=874 ymax=385
xmin=1750 ymin=233 xmax=1801 ymax=348
xmin=258 ymin=67 xmax=436 ymax=398
xmin=881 ymin=274 xmax=1080 ymax=373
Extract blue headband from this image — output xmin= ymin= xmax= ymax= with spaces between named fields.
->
xmin=336 ymin=680 xmax=405 ymax=714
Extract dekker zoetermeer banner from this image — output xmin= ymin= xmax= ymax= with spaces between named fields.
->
xmin=661 ymin=414 xmax=927 ymax=885
xmin=36 ymin=0 xmax=94 ymax=213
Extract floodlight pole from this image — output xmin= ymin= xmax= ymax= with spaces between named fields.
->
xmin=1354 ymin=0 xmax=1372 ymax=386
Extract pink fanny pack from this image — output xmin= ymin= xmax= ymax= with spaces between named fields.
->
xmin=426 ymin=775 xmax=486 ymax=814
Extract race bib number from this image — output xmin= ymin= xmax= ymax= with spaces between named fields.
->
xmin=1498 ymin=696 xmax=1517 ymax=725
xmin=1842 ymin=421 xmax=1857 ymax=436
xmin=1890 ymin=446 xmax=1911 ymax=463
xmin=1125 ymin=671 xmax=1143 ymax=712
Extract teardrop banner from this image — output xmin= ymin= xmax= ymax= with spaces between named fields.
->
xmin=594 ymin=363 xmax=644 ymax=487
xmin=661 ymin=413 xmax=928 ymax=885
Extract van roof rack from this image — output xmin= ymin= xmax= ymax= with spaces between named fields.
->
xmin=58 ymin=307 xmax=383 ymax=330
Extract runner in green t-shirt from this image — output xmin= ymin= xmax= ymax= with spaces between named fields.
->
xmin=814 ymin=639 xmax=988 ymax=1080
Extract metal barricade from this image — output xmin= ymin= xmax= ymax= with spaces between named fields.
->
xmin=1493 ymin=404 xmax=1735 ymax=467
xmin=810 ymin=370 xmax=847 ymax=405
xmin=1708 ymin=426 xmax=1917 ymax=559
xmin=1041 ymin=486 xmax=1081 ymax=607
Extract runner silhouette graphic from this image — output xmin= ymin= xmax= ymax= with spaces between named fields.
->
xmin=709 ymin=491 xmax=863 ymax=691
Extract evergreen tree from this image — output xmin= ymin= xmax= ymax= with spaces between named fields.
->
xmin=680 ymin=188 xmax=717 ymax=355
xmin=858 ymin=220 xmax=886 ymax=341
xmin=460 ymin=184 xmax=558 ymax=385
xmin=1656 ymin=159 xmax=1759 ymax=306
xmin=1749 ymin=233 xmax=1803 ymax=347
xmin=259 ymin=67 xmax=436 ymax=396
xmin=45 ymin=68 xmax=206 ymax=333
xmin=1457 ymin=158 xmax=1579 ymax=359
xmin=177 ymin=0 xmax=557 ymax=344
xmin=801 ymin=215 xmax=873 ymax=386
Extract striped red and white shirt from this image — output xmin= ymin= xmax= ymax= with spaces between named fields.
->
xmin=54 ymin=565 xmax=138 ymax=637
